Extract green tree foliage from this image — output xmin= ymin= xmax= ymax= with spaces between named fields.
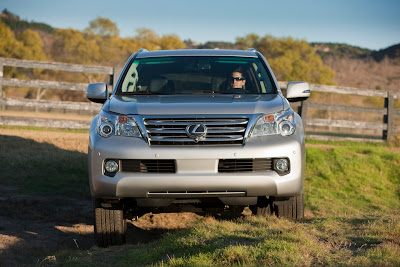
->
xmin=236 ymin=34 xmax=335 ymax=84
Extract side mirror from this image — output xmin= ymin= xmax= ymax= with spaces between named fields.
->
xmin=86 ymin=83 xmax=108 ymax=103
xmin=286 ymin=81 xmax=310 ymax=102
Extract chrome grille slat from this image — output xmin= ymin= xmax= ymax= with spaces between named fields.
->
xmin=149 ymin=136 xmax=244 ymax=142
xmin=144 ymin=119 xmax=248 ymax=126
xmin=144 ymin=116 xmax=249 ymax=145
xmin=147 ymin=127 xmax=245 ymax=134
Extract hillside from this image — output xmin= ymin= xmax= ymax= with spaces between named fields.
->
xmin=0 ymin=9 xmax=54 ymax=34
xmin=312 ymin=42 xmax=400 ymax=92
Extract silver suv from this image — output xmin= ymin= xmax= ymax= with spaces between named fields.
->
xmin=86 ymin=48 xmax=310 ymax=247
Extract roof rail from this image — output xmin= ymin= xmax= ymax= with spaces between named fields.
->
xmin=247 ymin=48 xmax=257 ymax=52
xmin=137 ymin=48 xmax=149 ymax=53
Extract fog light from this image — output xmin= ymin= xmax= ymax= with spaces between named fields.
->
xmin=275 ymin=159 xmax=289 ymax=172
xmin=105 ymin=160 xmax=118 ymax=173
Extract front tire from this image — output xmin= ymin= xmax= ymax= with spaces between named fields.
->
xmin=93 ymin=199 xmax=127 ymax=247
xmin=273 ymin=195 xmax=304 ymax=220
xmin=250 ymin=196 xmax=272 ymax=216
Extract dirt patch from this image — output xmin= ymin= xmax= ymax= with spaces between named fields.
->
xmin=0 ymin=192 xmax=93 ymax=265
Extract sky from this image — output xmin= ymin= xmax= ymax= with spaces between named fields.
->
xmin=1 ymin=0 xmax=399 ymax=50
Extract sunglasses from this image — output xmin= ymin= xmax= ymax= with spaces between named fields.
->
xmin=230 ymin=77 xmax=245 ymax=81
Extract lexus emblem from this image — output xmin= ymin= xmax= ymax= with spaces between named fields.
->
xmin=185 ymin=124 xmax=207 ymax=142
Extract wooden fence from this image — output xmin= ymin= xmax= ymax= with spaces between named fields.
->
xmin=0 ymin=57 xmax=399 ymax=142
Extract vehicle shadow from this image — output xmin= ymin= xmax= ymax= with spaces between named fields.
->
xmin=0 ymin=134 xmax=95 ymax=265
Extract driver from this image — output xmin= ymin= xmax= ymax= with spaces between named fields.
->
xmin=228 ymin=68 xmax=246 ymax=91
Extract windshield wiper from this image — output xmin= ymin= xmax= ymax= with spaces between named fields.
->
xmin=120 ymin=92 xmax=175 ymax=95
xmin=201 ymin=91 xmax=233 ymax=94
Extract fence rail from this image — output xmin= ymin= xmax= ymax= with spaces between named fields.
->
xmin=0 ymin=57 xmax=399 ymax=142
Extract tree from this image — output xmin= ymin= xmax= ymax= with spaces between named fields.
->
xmin=51 ymin=28 xmax=100 ymax=64
xmin=131 ymin=28 xmax=161 ymax=50
xmin=235 ymin=34 xmax=335 ymax=84
xmin=17 ymin=29 xmax=46 ymax=60
xmin=17 ymin=29 xmax=47 ymax=100
xmin=159 ymin=34 xmax=186 ymax=50
xmin=236 ymin=33 xmax=260 ymax=49
xmin=0 ymin=20 xmax=25 ymax=58
xmin=85 ymin=17 xmax=119 ymax=37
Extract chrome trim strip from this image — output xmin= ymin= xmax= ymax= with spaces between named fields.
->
xmin=149 ymin=136 xmax=243 ymax=142
xmin=148 ymin=191 xmax=246 ymax=197
xmin=144 ymin=120 xmax=248 ymax=126
xmin=147 ymin=127 xmax=245 ymax=134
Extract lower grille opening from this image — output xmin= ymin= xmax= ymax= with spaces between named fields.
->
xmin=121 ymin=159 xmax=176 ymax=173
xmin=218 ymin=158 xmax=272 ymax=173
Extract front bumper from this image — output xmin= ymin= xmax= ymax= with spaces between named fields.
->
xmin=88 ymin=129 xmax=306 ymax=203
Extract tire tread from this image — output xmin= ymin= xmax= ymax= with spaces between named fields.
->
xmin=93 ymin=199 xmax=126 ymax=247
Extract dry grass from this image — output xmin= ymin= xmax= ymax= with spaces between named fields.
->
xmin=133 ymin=213 xmax=204 ymax=231
xmin=0 ymin=127 xmax=88 ymax=153
xmin=323 ymin=56 xmax=400 ymax=92
xmin=0 ymin=110 xmax=93 ymax=121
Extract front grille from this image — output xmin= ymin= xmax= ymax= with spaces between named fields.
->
xmin=144 ymin=117 xmax=248 ymax=145
xmin=218 ymin=158 xmax=272 ymax=173
xmin=120 ymin=159 xmax=176 ymax=173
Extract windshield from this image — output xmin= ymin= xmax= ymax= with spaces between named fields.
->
xmin=117 ymin=56 xmax=276 ymax=95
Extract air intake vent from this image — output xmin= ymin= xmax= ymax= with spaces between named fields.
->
xmin=218 ymin=158 xmax=272 ymax=173
xmin=121 ymin=160 xmax=176 ymax=173
xmin=143 ymin=116 xmax=248 ymax=145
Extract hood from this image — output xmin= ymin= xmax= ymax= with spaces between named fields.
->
xmin=104 ymin=94 xmax=286 ymax=115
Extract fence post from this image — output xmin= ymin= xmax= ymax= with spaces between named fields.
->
xmin=0 ymin=58 xmax=4 ymax=110
xmin=300 ymin=99 xmax=309 ymax=133
xmin=384 ymin=91 xmax=394 ymax=142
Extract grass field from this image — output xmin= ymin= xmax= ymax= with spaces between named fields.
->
xmin=0 ymin=127 xmax=399 ymax=266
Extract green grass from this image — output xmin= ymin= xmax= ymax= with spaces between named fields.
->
xmin=54 ymin=213 xmax=400 ymax=266
xmin=48 ymin=139 xmax=400 ymax=266
xmin=305 ymin=140 xmax=400 ymax=217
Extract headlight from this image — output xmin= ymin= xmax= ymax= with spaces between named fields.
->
xmin=251 ymin=109 xmax=296 ymax=137
xmin=97 ymin=110 xmax=141 ymax=138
